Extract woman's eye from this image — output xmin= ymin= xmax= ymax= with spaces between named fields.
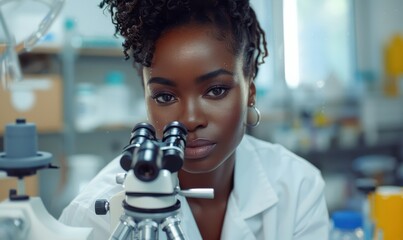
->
xmin=152 ymin=93 xmax=176 ymax=104
xmin=205 ymin=86 xmax=229 ymax=98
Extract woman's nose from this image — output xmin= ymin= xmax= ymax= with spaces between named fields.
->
xmin=179 ymin=100 xmax=207 ymax=133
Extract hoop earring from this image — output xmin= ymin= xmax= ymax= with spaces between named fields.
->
xmin=246 ymin=104 xmax=261 ymax=127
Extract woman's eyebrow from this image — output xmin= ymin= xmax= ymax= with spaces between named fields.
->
xmin=147 ymin=69 xmax=233 ymax=86
xmin=196 ymin=69 xmax=234 ymax=84
xmin=147 ymin=77 xmax=176 ymax=86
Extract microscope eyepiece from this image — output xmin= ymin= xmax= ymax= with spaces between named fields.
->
xmin=162 ymin=121 xmax=187 ymax=172
xmin=163 ymin=122 xmax=187 ymax=140
xmin=130 ymin=123 xmax=156 ymax=144
xmin=120 ymin=123 xmax=156 ymax=171
xmin=133 ymin=140 xmax=161 ymax=182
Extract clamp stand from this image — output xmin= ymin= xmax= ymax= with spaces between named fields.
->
xmin=0 ymin=119 xmax=53 ymax=193
xmin=0 ymin=119 xmax=92 ymax=240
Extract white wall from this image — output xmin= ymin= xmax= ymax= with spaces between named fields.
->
xmin=62 ymin=0 xmax=116 ymax=38
xmin=355 ymin=0 xmax=403 ymax=79
xmin=1 ymin=0 xmax=118 ymax=47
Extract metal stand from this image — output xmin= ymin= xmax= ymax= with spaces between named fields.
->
xmin=111 ymin=200 xmax=184 ymax=240
xmin=95 ymin=122 xmax=214 ymax=240
xmin=0 ymin=119 xmax=92 ymax=240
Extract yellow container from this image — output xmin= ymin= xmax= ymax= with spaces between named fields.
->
xmin=384 ymin=35 xmax=403 ymax=97
xmin=372 ymin=186 xmax=403 ymax=240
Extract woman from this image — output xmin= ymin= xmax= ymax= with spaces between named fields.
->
xmin=59 ymin=1 xmax=329 ymax=239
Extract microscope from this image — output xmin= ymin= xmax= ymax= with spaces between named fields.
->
xmin=95 ymin=122 xmax=214 ymax=240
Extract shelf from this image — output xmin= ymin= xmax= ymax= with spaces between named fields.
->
xmin=75 ymin=125 xmax=133 ymax=134
xmin=27 ymin=44 xmax=125 ymax=58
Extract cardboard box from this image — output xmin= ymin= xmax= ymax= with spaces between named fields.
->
xmin=0 ymin=74 xmax=63 ymax=133
xmin=0 ymin=174 xmax=38 ymax=200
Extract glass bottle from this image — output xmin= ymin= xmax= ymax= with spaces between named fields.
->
xmin=99 ymin=71 xmax=130 ymax=127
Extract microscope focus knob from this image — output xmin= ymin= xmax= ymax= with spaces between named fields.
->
xmin=95 ymin=199 xmax=109 ymax=215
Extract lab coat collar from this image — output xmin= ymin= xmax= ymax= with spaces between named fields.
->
xmin=233 ymin=135 xmax=279 ymax=219
xmin=177 ymin=136 xmax=279 ymax=240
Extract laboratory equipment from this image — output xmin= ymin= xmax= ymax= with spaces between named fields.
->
xmin=352 ymin=155 xmax=397 ymax=186
xmin=356 ymin=178 xmax=377 ymax=240
xmin=0 ymin=119 xmax=92 ymax=240
xmin=0 ymin=1 xmax=94 ymax=238
xmin=99 ymin=71 xmax=130 ymax=127
xmin=372 ymin=186 xmax=403 ymax=240
xmin=330 ymin=210 xmax=364 ymax=240
xmin=95 ymin=121 xmax=214 ymax=240
xmin=0 ymin=5 xmax=22 ymax=87
xmin=75 ymin=83 xmax=101 ymax=132
xmin=0 ymin=0 xmax=64 ymax=87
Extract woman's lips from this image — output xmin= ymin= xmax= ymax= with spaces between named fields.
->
xmin=185 ymin=139 xmax=216 ymax=160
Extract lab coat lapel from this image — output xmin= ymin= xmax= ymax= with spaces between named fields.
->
xmin=235 ymin=136 xmax=278 ymax=218
xmin=179 ymin=196 xmax=203 ymax=240
xmin=221 ymin=136 xmax=278 ymax=239
xmin=221 ymin=194 xmax=257 ymax=239
xmin=158 ymin=195 xmax=203 ymax=240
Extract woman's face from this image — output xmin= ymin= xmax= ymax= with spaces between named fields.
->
xmin=142 ymin=23 xmax=255 ymax=173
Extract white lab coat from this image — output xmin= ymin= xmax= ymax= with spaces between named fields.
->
xmin=59 ymin=135 xmax=329 ymax=240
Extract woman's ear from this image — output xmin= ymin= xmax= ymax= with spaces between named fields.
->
xmin=248 ymin=80 xmax=256 ymax=105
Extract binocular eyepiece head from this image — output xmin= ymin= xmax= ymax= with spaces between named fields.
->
xmin=120 ymin=121 xmax=188 ymax=182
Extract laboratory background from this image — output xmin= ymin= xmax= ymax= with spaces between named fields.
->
xmin=1 ymin=0 xmax=403 ymax=239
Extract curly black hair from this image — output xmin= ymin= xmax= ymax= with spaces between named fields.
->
xmin=99 ymin=0 xmax=268 ymax=80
